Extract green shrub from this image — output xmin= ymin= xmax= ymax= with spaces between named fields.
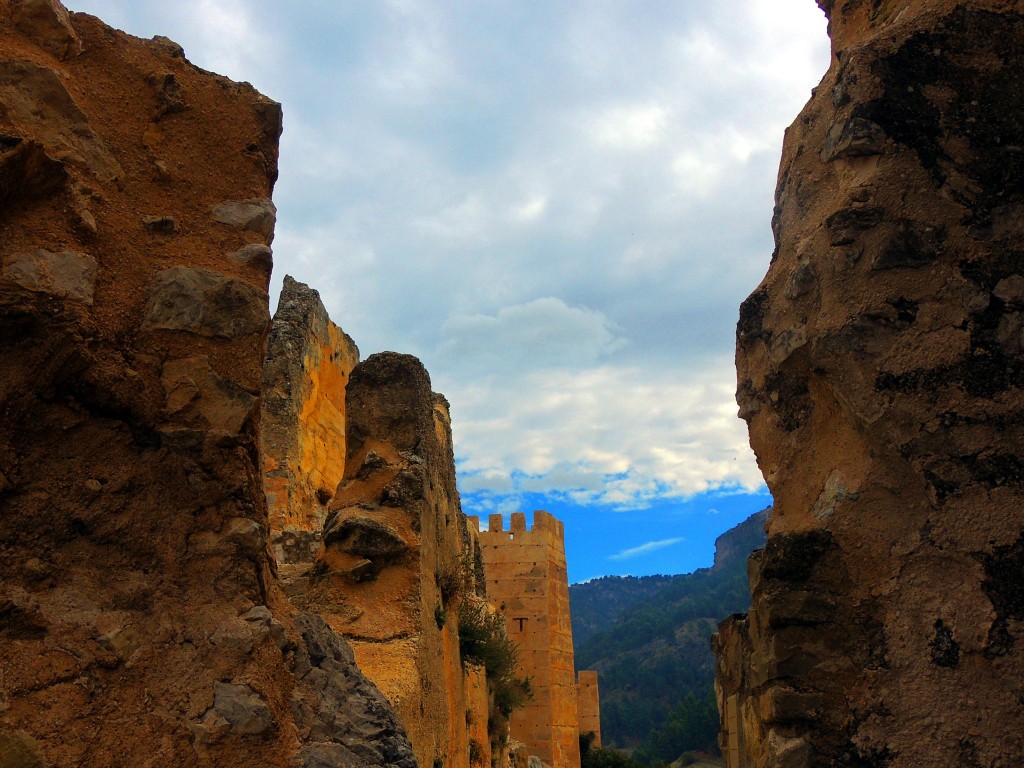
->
xmin=459 ymin=602 xmax=532 ymax=755
xmin=580 ymin=745 xmax=646 ymax=768
xmin=434 ymin=602 xmax=447 ymax=629
xmin=458 ymin=603 xmax=532 ymax=712
xmin=493 ymin=675 xmax=532 ymax=716
xmin=457 ymin=602 xmax=516 ymax=678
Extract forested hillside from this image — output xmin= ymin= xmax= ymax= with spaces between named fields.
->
xmin=570 ymin=574 xmax=677 ymax=646
xmin=571 ymin=508 xmax=770 ymax=764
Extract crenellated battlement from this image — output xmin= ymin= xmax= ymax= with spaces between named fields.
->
xmin=469 ymin=510 xmax=566 ymax=543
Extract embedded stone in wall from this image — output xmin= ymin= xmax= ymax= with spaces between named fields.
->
xmin=226 ymin=243 xmax=273 ymax=271
xmin=211 ymin=198 xmax=277 ymax=240
xmin=718 ymin=1 xmax=1024 ymax=766
xmin=142 ymin=266 xmax=268 ymax=339
xmin=161 ymin=355 xmax=257 ymax=433
xmin=10 ymin=0 xmax=81 ymax=60
xmin=2 ymin=248 xmax=96 ymax=304
xmin=0 ymin=58 xmax=122 ymax=182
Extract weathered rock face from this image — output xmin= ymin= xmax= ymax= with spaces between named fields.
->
xmin=283 ymin=351 xmax=486 ymax=768
xmin=718 ymin=1 xmax=1024 ymax=766
xmin=0 ymin=4 xmax=415 ymax=766
xmin=263 ymin=276 xmax=359 ymax=566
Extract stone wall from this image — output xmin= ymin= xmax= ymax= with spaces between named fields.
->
xmin=262 ymin=275 xmax=359 ymax=566
xmin=0 ymin=3 xmax=416 ymax=766
xmin=716 ymin=1 xmax=1024 ymax=766
xmin=466 ymin=665 xmax=492 ymax=768
xmin=476 ymin=511 xmax=582 ymax=768
xmin=576 ymin=671 xmax=602 ymax=748
xmin=282 ymin=351 xmax=487 ymax=768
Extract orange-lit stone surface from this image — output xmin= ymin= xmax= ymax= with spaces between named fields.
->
xmin=0 ymin=4 xmax=416 ymax=764
xmin=715 ymin=1 xmax=1024 ymax=766
xmin=476 ymin=511 xmax=582 ymax=768
xmin=577 ymin=671 xmax=601 ymax=748
xmin=291 ymin=352 xmax=487 ymax=768
xmin=466 ymin=665 xmax=492 ymax=767
xmin=262 ymin=275 xmax=358 ymax=565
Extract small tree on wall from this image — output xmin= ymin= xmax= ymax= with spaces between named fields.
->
xmin=457 ymin=600 xmax=532 ymax=758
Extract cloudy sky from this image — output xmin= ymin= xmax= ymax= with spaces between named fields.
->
xmin=70 ymin=0 xmax=830 ymax=582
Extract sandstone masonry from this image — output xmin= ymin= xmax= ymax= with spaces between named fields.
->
xmin=261 ymin=278 xmax=600 ymax=768
xmin=576 ymin=671 xmax=602 ymax=748
xmin=269 ymin=348 xmax=489 ymax=768
xmin=263 ymin=275 xmax=359 ymax=567
xmin=475 ymin=511 xmax=583 ymax=768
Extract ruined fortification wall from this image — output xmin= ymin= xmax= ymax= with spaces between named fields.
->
xmin=262 ymin=275 xmax=359 ymax=565
xmin=716 ymin=1 xmax=1024 ymax=766
xmin=283 ymin=351 xmax=486 ymax=768
xmin=0 ymin=3 xmax=416 ymax=766
xmin=476 ymin=511 xmax=581 ymax=768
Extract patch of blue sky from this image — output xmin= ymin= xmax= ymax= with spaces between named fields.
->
xmin=462 ymin=486 xmax=772 ymax=583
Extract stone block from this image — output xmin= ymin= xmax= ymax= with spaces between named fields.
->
xmin=211 ymin=198 xmax=277 ymax=240
xmin=142 ymin=266 xmax=268 ymax=338
xmin=10 ymin=0 xmax=82 ymax=60
xmin=2 ymin=249 xmax=96 ymax=304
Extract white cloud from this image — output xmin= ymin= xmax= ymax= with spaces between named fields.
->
xmin=65 ymin=0 xmax=829 ymax=515
xmin=189 ymin=0 xmax=267 ymax=80
xmin=437 ymin=298 xmax=626 ymax=374
xmin=593 ymin=104 xmax=669 ymax=149
xmin=610 ymin=538 xmax=686 ymax=561
xmin=512 ymin=196 xmax=548 ymax=223
xmin=369 ymin=0 xmax=460 ymax=101
xmin=443 ymin=355 xmax=762 ymax=509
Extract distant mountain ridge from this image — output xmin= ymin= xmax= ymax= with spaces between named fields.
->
xmin=569 ymin=507 xmax=770 ymax=762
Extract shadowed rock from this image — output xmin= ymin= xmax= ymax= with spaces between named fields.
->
xmin=142 ymin=266 xmax=268 ymax=338
xmin=212 ymin=198 xmax=277 ymax=240
xmin=2 ymin=249 xmax=96 ymax=304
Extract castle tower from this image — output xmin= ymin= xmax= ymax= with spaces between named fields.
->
xmin=474 ymin=510 xmax=582 ymax=768
xmin=576 ymin=671 xmax=602 ymax=748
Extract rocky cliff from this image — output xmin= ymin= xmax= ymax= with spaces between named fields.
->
xmin=0 ymin=3 xmax=415 ymax=765
xmin=717 ymin=1 xmax=1024 ymax=766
